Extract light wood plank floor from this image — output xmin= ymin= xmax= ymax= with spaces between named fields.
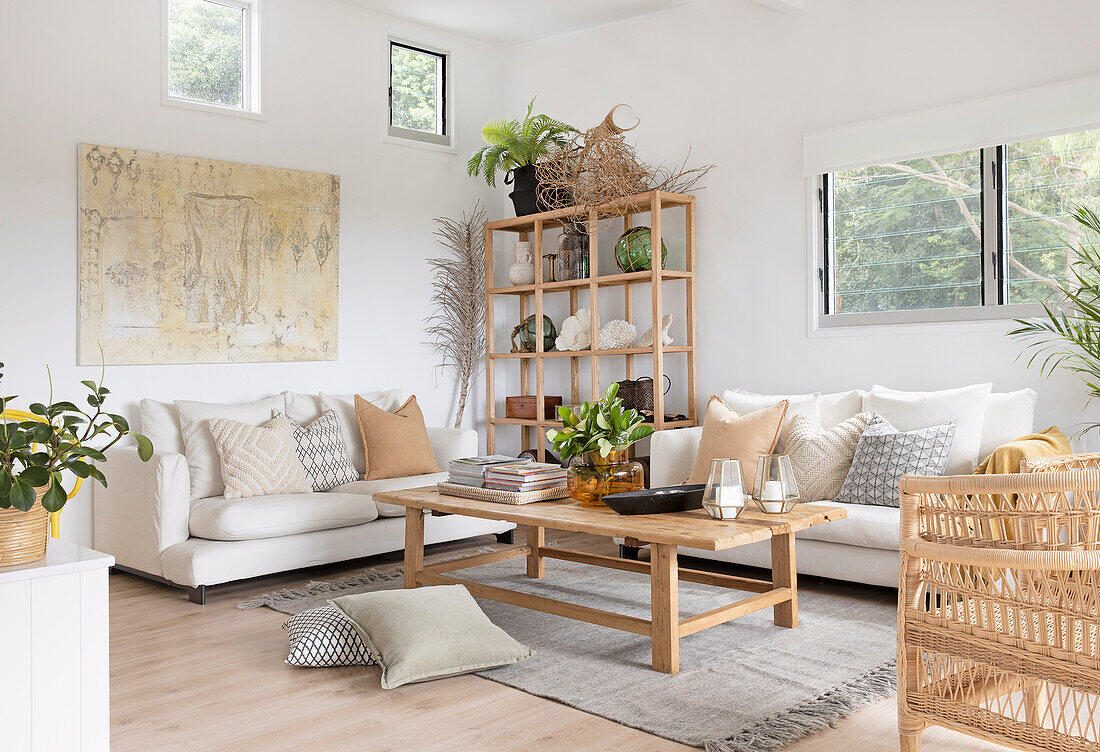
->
xmin=110 ymin=530 xmax=1013 ymax=752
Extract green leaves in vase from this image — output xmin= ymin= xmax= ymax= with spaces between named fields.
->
xmin=546 ymin=383 xmax=655 ymax=461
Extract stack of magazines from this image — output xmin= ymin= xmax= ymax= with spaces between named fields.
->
xmin=447 ymin=456 xmax=520 ymax=487
xmin=483 ymin=461 xmax=567 ymax=493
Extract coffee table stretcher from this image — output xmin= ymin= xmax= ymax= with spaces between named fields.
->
xmin=386 ymin=490 xmax=844 ymax=674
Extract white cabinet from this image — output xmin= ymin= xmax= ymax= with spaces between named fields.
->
xmin=0 ymin=540 xmax=114 ymax=752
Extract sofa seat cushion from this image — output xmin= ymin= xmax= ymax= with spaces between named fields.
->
xmin=189 ymin=493 xmax=379 ymax=541
xmin=327 ymin=472 xmax=448 ymax=517
xmin=795 ymin=501 xmax=899 ymax=551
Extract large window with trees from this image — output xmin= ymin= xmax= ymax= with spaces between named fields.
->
xmin=387 ymin=40 xmax=450 ymax=148
xmin=164 ymin=0 xmax=260 ymax=116
xmin=821 ymin=128 xmax=1100 ymax=325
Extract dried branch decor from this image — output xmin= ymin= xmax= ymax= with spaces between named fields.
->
xmin=536 ymin=105 xmax=714 ymax=218
xmin=425 ymin=204 xmax=487 ymax=430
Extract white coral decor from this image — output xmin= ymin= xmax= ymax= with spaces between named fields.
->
xmin=599 ymin=319 xmax=637 ymax=350
xmin=555 ymin=308 xmax=592 ymax=351
xmin=638 ymin=314 xmax=673 ymax=347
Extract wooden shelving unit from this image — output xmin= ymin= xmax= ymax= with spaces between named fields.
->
xmin=484 ymin=190 xmax=698 ymax=461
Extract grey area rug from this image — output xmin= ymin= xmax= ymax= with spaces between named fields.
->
xmin=240 ymin=555 xmax=897 ymax=751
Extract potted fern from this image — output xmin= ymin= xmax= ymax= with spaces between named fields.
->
xmin=466 ymin=97 xmax=575 ymax=216
xmin=0 ymin=361 xmax=153 ymax=566
xmin=1011 ymin=205 xmax=1100 ymax=432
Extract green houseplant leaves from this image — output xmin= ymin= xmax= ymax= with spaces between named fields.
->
xmin=545 ymin=383 xmax=655 ymax=461
xmin=0 ymin=358 xmax=153 ymax=513
xmin=466 ymin=97 xmax=576 ymax=188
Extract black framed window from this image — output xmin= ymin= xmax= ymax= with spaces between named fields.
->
xmin=820 ymin=128 xmax=1100 ymax=325
xmin=388 ymin=41 xmax=449 ymax=146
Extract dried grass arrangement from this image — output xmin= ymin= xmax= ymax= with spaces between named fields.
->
xmin=425 ymin=203 xmax=487 ymax=429
xmin=536 ymin=105 xmax=714 ymax=219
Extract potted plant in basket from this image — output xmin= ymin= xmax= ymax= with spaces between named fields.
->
xmin=546 ymin=383 xmax=654 ymax=507
xmin=0 ymin=360 xmax=153 ymax=566
xmin=466 ymin=97 xmax=576 ymax=216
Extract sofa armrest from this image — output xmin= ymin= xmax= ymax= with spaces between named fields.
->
xmin=650 ymin=426 xmax=703 ymax=487
xmin=426 ymin=427 xmax=478 ymax=467
xmin=92 ymin=447 xmax=191 ymax=577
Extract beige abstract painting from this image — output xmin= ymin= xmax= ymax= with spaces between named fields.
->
xmin=78 ymin=144 xmax=339 ymax=364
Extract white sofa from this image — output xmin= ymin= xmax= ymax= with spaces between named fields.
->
xmin=93 ymin=393 xmax=513 ymax=603
xmin=644 ymin=387 xmax=1038 ymax=588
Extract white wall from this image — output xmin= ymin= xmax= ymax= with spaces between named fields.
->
xmin=506 ymin=0 xmax=1100 ymax=442
xmin=1 ymin=0 xmax=509 ymax=546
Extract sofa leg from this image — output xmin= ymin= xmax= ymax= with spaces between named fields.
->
xmin=619 ymin=544 xmax=642 ymax=560
xmin=494 ymin=530 xmax=515 ymax=545
xmin=187 ymin=585 xmax=206 ymax=605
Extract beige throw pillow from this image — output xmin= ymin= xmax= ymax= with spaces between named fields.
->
xmin=354 ymin=395 xmax=441 ymax=481
xmin=686 ymin=397 xmax=788 ymax=489
xmin=208 ymin=415 xmax=311 ymax=499
xmin=785 ymin=412 xmax=872 ymax=501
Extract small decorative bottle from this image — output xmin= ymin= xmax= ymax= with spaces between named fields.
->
xmin=508 ymin=241 xmax=535 ymax=285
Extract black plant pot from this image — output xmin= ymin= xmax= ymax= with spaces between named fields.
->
xmin=505 ymin=164 xmax=541 ymax=216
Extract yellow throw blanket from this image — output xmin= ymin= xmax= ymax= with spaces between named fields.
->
xmin=973 ymin=427 xmax=1071 ymax=475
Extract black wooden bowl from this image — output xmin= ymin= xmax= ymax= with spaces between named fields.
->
xmin=603 ymin=484 xmax=705 ymax=515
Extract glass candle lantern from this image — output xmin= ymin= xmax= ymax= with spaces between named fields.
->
xmin=752 ymin=454 xmax=800 ymax=514
xmin=702 ymin=458 xmax=747 ymax=520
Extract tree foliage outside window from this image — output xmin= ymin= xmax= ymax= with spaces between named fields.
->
xmin=826 ymin=129 xmax=1100 ymax=316
xmin=168 ymin=0 xmax=246 ymax=109
xmin=390 ymin=43 xmax=443 ymax=135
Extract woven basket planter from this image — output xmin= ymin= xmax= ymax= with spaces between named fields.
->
xmin=0 ymin=485 xmax=50 ymax=567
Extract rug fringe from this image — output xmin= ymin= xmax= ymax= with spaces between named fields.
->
xmin=704 ymin=660 xmax=897 ymax=752
xmin=236 ymin=548 xmax=500 ymax=610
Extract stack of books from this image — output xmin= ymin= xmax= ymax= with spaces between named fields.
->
xmin=483 ymin=461 xmax=567 ymax=493
xmin=447 ymin=456 xmax=520 ymax=487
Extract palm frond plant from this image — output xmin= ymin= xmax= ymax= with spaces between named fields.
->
xmin=424 ymin=203 xmax=487 ymax=429
xmin=466 ymin=97 xmax=576 ymax=188
xmin=1010 ymin=204 xmax=1100 ymax=432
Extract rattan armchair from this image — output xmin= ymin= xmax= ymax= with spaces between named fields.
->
xmin=897 ymin=466 xmax=1100 ymax=752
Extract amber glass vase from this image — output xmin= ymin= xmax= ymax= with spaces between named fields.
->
xmin=567 ymin=450 xmax=645 ymax=507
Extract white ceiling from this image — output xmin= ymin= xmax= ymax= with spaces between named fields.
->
xmin=342 ymin=0 xmax=705 ymax=45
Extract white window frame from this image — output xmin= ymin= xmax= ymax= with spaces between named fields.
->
xmin=161 ymin=0 xmax=263 ymax=120
xmin=812 ymin=147 xmax=1044 ymax=331
xmin=382 ymin=33 xmax=455 ymax=153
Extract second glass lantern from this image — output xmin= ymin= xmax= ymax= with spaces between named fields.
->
xmin=752 ymin=454 xmax=800 ymax=514
xmin=702 ymin=458 xmax=747 ymax=520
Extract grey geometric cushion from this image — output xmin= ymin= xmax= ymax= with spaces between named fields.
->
xmin=835 ymin=413 xmax=956 ymax=507
xmin=277 ymin=410 xmax=360 ymax=491
xmin=283 ymin=605 xmax=374 ymax=667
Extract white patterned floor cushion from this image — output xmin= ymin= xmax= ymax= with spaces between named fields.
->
xmin=284 ymin=604 xmax=375 ymax=667
xmin=277 ymin=410 xmax=360 ymax=491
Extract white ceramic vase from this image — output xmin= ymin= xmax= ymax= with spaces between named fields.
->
xmin=508 ymin=241 xmax=535 ymax=285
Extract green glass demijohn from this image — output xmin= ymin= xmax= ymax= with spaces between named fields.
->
xmin=614 ymin=226 xmax=669 ymax=273
xmin=510 ymin=314 xmax=557 ymax=353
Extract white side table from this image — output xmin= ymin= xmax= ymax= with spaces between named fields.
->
xmin=0 ymin=539 xmax=114 ymax=752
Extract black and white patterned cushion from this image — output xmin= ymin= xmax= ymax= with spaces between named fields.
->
xmin=283 ymin=604 xmax=374 ymax=667
xmin=835 ymin=413 xmax=956 ymax=507
xmin=279 ymin=410 xmax=360 ymax=491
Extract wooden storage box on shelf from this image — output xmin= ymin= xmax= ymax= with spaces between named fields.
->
xmin=506 ymin=395 xmax=562 ymax=420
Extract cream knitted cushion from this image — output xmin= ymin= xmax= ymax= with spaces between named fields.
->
xmin=208 ymin=415 xmax=311 ymax=499
xmin=786 ymin=412 xmax=872 ymax=502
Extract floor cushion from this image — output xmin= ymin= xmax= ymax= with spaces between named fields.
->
xmin=189 ymin=492 xmax=378 ymax=541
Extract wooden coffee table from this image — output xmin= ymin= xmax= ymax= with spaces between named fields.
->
xmin=374 ymin=487 xmax=846 ymax=674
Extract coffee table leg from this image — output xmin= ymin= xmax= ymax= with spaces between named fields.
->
xmin=771 ymin=530 xmax=798 ymax=628
xmin=651 ymin=543 xmax=679 ymax=674
xmin=526 ymin=526 xmax=544 ymax=578
xmin=404 ymin=508 xmax=425 ymax=589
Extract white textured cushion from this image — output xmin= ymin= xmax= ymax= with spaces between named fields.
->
xmin=786 ymin=413 xmax=872 ymax=502
xmin=209 ymin=415 xmax=312 ymax=500
xmin=864 ymin=384 xmax=990 ymax=474
xmin=819 ymin=390 xmax=866 ymax=428
xmin=329 ymin=472 xmax=449 ymax=517
xmin=720 ymin=390 xmax=821 ymax=453
xmin=797 ymin=501 xmax=900 ymax=551
xmin=176 ymin=395 xmax=287 ymax=500
xmin=139 ymin=398 xmax=185 ymax=455
xmin=189 ymin=492 xmax=378 ymax=541
xmin=979 ymin=389 xmax=1038 ymax=461
xmin=319 ymin=390 xmax=404 ymax=476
